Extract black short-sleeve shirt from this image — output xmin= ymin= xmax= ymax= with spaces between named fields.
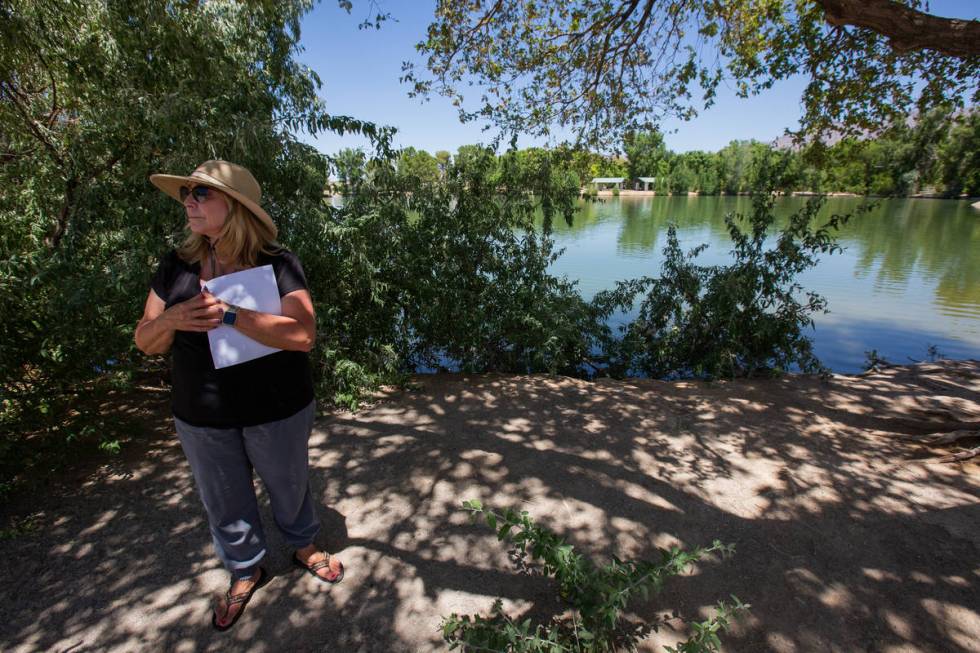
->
xmin=150 ymin=248 xmax=315 ymax=428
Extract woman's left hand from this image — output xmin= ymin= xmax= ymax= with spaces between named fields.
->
xmin=201 ymin=290 xmax=232 ymax=316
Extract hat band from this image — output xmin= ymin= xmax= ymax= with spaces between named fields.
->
xmin=188 ymin=170 xmax=263 ymax=211
xmin=188 ymin=171 xmax=261 ymax=205
xmin=190 ymin=170 xmax=234 ymax=191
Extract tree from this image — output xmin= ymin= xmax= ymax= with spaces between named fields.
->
xmin=685 ymin=150 xmax=718 ymax=194
xmin=434 ymin=149 xmax=452 ymax=178
xmin=397 ymin=146 xmax=441 ymax=184
xmin=624 ymin=129 xmax=667 ymax=180
xmin=596 ymin=154 xmax=629 ymax=178
xmin=0 ymin=0 xmax=386 ymax=479
xmin=553 ymin=145 xmax=604 ymax=187
xmin=822 ymin=138 xmax=875 ymax=193
xmin=668 ymin=159 xmax=696 ymax=194
xmin=333 ymin=147 xmax=369 ymax=192
xmin=900 ymin=107 xmax=960 ymax=192
xmin=937 ymin=111 xmax=980 ymax=196
xmin=717 ymin=141 xmax=759 ymax=194
xmin=401 ymin=0 xmax=979 ymax=146
xmin=455 ymin=143 xmax=496 ymax=169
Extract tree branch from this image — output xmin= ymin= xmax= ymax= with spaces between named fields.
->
xmin=815 ymin=0 xmax=980 ymax=58
xmin=0 ymin=79 xmax=65 ymax=166
xmin=46 ymin=175 xmax=79 ymax=250
xmin=438 ymin=0 xmax=504 ymax=76
xmin=45 ymin=149 xmax=127 ymax=250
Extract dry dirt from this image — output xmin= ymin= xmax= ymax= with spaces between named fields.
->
xmin=1 ymin=361 xmax=978 ymax=652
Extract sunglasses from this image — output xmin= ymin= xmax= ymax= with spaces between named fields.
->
xmin=179 ymin=185 xmax=216 ymax=203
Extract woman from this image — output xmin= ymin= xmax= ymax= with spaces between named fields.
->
xmin=135 ymin=160 xmax=344 ymax=631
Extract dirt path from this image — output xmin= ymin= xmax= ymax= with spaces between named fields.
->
xmin=1 ymin=361 xmax=978 ymax=652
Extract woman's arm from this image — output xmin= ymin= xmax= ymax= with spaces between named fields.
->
xmin=215 ymin=288 xmax=316 ymax=352
xmin=135 ymin=289 xmax=224 ymax=355
xmin=135 ymin=290 xmax=175 ymax=355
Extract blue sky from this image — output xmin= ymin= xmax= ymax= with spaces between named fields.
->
xmin=295 ymin=0 xmax=977 ymax=156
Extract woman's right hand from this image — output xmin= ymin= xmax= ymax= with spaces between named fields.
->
xmin=162 ymin=292 xmax=224 ymax=332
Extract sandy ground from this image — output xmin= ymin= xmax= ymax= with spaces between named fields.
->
xmin=1 ymin=361 xmax=978 ymax=652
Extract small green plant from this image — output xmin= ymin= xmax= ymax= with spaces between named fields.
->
xmin=0 ymin=513 xmax=41 ymax=541
xmin=863 ymin=349 xmax=890 ymax=371
xmin=441 ymin=500 xmax=748 ymax=652
xmin=663 ymin=599 xmax=747 ymax=653
xmin=98 ymin=437 xmax=122 ymax=455
xmin=611 ymin=186 xmax=620 ymax=196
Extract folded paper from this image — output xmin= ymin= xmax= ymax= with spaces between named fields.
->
xmin=203 ymin=265 xmax=282 ymax=369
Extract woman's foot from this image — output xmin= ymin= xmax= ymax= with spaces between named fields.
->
xmin=212 ymin=567 xmax=265 ymax=631
xmin=294 ymin=543 xmax=344 ymax=583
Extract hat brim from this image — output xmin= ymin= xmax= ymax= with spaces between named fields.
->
xmin=149 ymin=172 xmax=277 ymax=236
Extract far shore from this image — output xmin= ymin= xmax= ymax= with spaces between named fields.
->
xmin=322 ymin=189 xmax=979 ymax=201
xmin=588 ymin=188 xmax=979 ymax=199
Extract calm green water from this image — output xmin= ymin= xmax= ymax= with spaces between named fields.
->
xmin=544 ymin=196 xmax=980 ymax=373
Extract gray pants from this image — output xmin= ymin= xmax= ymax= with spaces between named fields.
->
xmin=175 ymin=400 xmax=319 ymax=580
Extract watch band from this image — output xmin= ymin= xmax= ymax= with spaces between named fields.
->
xmin=222 ymin=304 xmax=239 ymax=327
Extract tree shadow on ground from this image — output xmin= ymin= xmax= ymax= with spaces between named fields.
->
xmin=0 ymin=361 xmax=977 ymax=652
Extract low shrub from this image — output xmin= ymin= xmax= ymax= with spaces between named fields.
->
xmin=442 ymin=500 xmax=748 ymax=652
xmin=592 ymin=188 xmax=865 ymax=379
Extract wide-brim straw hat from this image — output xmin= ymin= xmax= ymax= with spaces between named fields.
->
xmin=150 ymin=160 xmax=276 ymax=236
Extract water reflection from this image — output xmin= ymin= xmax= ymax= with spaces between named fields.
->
xmin=540 ymin=196 xmax=980 ymax=372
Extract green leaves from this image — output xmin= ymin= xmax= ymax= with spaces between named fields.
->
xmin=664 ymin=597 xmax=751 ymax=653
xmin=445 ymin=501 xmax=748 ymax=652
xmin=0 ymin=0 xmax=360 ymax=486
xmin=298 ymin=139 xmax=600 ymax=412
xmin=405 ymin=0 xmax=979 ymax=147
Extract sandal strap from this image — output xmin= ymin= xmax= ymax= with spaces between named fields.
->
xmin=309 ymin=557 xmax=333 ymax=572
xmin=225 ymin=590 xmax=251 ymax=607
xmin=223 ymin=576 xmax=260 ymax=606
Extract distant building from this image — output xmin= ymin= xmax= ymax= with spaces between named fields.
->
xmin=590 ymin=177 xmax=625 ymax=190
xmin=636 ymin=177 xmax=660 ymax=191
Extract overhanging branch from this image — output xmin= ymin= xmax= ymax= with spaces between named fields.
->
xmin=815 ymin=0 xmax=980 ymax=58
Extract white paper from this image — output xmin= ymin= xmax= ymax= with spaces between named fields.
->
xmin=203 ymin=265 xmax=282 ymax=369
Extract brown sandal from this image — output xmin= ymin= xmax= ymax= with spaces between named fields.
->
xmin=292 ymin=551 xmax=344 ymax=584
xmin=211 ymin=567 xmax=268 ymax=632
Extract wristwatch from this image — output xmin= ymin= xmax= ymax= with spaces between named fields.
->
xmin=222 ymin=304 xmax=239 ymax=327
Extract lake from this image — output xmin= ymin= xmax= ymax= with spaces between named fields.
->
xmin=544 ymin=195 xmax=980 ymax=374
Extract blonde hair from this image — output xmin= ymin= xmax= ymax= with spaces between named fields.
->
xmin=178 ymin=194 xmax=280 ymax=269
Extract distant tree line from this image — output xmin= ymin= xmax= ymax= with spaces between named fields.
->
xmin=334 ymin=109 xmax=979 ymax=198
